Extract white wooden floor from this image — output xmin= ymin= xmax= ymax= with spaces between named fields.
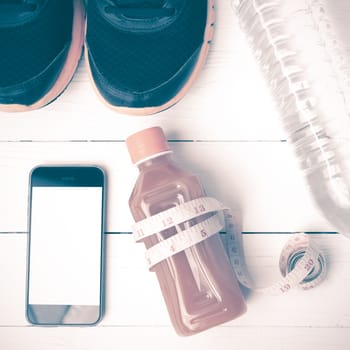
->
xmin=1 ymin=1 xmax=350 ymax=349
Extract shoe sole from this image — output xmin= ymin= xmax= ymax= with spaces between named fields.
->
xmin=85 ymin=0 xmax=216 ymax=116
xmin=0 ymin=0 xmax=86 ymax=113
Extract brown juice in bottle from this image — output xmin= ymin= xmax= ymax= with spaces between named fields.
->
xmin=127 ymin=127 xmax=247 ymax=336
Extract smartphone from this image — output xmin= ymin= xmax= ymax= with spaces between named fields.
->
xmin=26 ymin=166 xmax=106 ymax=326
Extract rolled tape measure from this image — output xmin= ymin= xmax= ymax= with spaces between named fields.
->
xmin=132 ymin=197 xmax=327 ymax=295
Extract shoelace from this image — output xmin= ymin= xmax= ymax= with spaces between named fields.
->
xmin=0 ymin=0 xmax=37 ymax=12
xmin=105 ymin=0 xmax=175 ymax=19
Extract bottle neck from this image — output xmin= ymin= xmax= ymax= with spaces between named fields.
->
xmin=136 ymin=150 xmax=174 ymax=171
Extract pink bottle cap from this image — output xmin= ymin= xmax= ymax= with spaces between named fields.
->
xmin=126 ymin=126 xmax=171 ymax=164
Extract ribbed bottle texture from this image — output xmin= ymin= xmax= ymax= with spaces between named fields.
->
xmin=234 ymin=0 xmax=350 ymax=236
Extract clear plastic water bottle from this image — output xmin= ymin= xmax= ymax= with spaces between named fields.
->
xmin=233 ymin=0 xmax=350 ymax=236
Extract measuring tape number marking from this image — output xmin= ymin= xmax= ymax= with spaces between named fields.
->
xmin=132 ymin=197 xmax=327 ymax=295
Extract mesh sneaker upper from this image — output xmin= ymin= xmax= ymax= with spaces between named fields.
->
xmin=0 ymin=0 xmax=73 ymax=89
xmin=86 ymin=0 xmax=208 ymax=94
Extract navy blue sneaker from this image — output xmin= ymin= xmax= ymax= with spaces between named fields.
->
xmin=0 ymin=0 xmax=85 ymax=112
xmin=85 ymin=0 xmax=215 ymax=115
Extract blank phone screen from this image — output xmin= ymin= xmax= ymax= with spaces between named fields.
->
xmin=28 ymin=186 xmax=103 ymax=307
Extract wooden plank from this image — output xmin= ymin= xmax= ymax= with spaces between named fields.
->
xmin=1 ymin=325 xmax=350 ymax=350
xmin=0 ymin=141 xmax=333 ymax=233
xmin=0 ymin=1 xmax=285 ymax=142
xmin=1 ymin=1 xmax=350 ymax=349
xmin=1 ymin=233 xmax=349 ymax=328
xmin=0 ymin=1 xmax=349 ymax=143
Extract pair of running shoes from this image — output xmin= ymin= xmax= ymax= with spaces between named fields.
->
xmin=0 ymin=0 xmax=215 ymax=115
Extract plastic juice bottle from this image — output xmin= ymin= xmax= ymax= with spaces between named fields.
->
xmin=126 ymin=126 xmax=246 ymax=336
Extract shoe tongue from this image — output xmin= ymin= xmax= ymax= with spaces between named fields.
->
xmin=100 ymin=0 xmax=184 ymax=32
xmin=106 ymin=7 xmax=175 ymax=20
xmin=0 ymin=0 xmax=43 ymax=27
xmin=106 ymin=0 xmax=174 ymax=19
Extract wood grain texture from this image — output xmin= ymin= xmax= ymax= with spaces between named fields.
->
xmin=0 ymin=0 xmax=350 ymax=349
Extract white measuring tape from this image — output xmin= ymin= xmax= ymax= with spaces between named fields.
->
xmin=132 ymin=197 xmax=327 ymax=295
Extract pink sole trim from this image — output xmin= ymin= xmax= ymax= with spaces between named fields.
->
xmin=0 ymin=0 xmax=86 ymax=113
xmin=85 ymin=0 xmax=216 ymax=116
